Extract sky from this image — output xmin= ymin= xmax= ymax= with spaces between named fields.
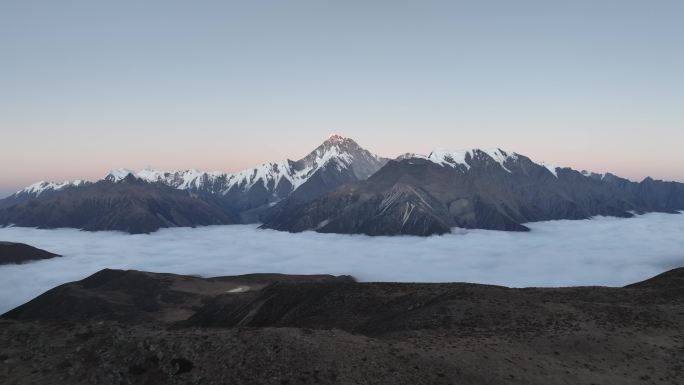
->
xmin=1 ymin=0 xmax=683 ymax=197
xmin=1 ymin=213 xmax=683 ymax=313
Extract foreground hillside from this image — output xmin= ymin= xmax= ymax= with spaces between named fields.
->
xmin=1 ymin=268 xmax=683 ymax=384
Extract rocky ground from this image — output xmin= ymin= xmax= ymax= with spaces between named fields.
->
xmin=1 ymin=268 xmax=683 ymax=385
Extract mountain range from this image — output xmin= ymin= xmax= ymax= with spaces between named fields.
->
xmin=0 ymin=135 xmax=388 ymax=233
xmin=1 ymin=134 xmax=683 ymax=235
xmin=263 ymin=149 xmax=684 ymax=235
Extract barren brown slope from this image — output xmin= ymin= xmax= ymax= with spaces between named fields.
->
xmin=0 ymin=268 xmax=682 ymax=385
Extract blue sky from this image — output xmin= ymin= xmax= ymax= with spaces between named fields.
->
xmin=1 ymin=0 xmax=683 ymax=196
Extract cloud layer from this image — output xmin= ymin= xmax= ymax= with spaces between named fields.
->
xmin=1 ymin=212 xmax=683 ymax=313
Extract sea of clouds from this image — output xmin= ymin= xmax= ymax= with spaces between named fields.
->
xmin=0 ymin=212 xmax=683 ymax=313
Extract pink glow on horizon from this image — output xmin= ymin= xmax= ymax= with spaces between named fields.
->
xmin=2 ymin=139 xmax=683 ymax=197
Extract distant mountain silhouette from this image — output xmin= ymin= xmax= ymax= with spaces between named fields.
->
xmin=2 ymin=137 xmax=683 ymax=235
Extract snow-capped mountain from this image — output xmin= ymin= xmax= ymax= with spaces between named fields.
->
xmin=0 ymin=177 xmax=238 ymax=234
xmin=13 ymin=180 xmax=88 ymax=198
xmin=0 ymin=179 xmax=90 ymax=210
xmin=97 ymin=134 xmax=384 ymax=195
xmin=263 ymin=150 xmax=684 ymax=236
xmin=0 ymin=135 xmax=388 ymax=230
xmin=400 ymin=148 xmax=559 ymax=176
xmin=8 ymin=134 xmax=385 ymax=200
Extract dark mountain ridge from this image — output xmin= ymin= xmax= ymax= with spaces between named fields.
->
xmin=263 ymin=150 xmax=684 ymax=235
xmin=0 ymin=242 xmax=60 ymax=265
xmin=0 ymin=176 xmax=237 ymax=234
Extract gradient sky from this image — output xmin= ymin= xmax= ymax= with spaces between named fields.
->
xmin=1 ymin=0 xmax=683 ymax=197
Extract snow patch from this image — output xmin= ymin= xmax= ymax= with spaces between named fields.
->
xmin=540 ymin=162 xmax=559 ymax=177
xmin=106 ymin=168 xmax=134 ymax=182
xmin=227 ymin=286 xmax=250 ymax=293
xmin=427 ymin=148 xmax=472 ymax=169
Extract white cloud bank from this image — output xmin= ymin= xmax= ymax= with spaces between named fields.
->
xmin=1 ymin=212 xmax=683 ymax=314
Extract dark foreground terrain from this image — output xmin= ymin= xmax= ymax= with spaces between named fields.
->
xmin=0 ymin=242 xmax=60 ymax=265
xmin=1 ymin=268 xmax=683 ymax=385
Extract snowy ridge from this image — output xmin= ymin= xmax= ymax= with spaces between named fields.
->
xmin=403 ymin=148 xmax=562 ymax=177
xmin=105 ymin=168 xmax=135 ymax=182
xmin=540 ymin=162 xmax=559 ymax=178
xmin=221 ymin=137 xmax=358 ymax=193
xmin=223 ymin=161 xmax=296 ymax=192
xmin=132 ymin=168 xmax=226 ymax=191
xmin=14 ymin=137 xmax=582 ymax=199
xmin=396 ymin=153 xmax=427 ymax=161
xmin=427 ymin=148 xmax=472 ymax=169
xmin=296 ymin=139 xmax=355 ymax=173
xmin=95 ymin=134 xmax=366 ymax=195
xmin=16 ymin=180 xmax=86 ymax=197
xmin=220 ymin=134 xmax=366 ymax=193
xmin=101 ymin=165 xmax=288 ymax=194
xmin=426 ymin=148 xmax=519 ymax=172
xmin=581 ymin=170 xmax=606 ymax=180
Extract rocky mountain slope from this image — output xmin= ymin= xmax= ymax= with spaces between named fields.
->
xmin=0 ymin=176 xmax=237 ymax=233
xmin=263 ymin=149 xmax=684 ymax=235
xmin=1 ymin=267 xmax=683 ymax=384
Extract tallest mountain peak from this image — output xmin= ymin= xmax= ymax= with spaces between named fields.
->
xmin=319 ymin=134 xmax=362 ymax=153
xmin=291 ymin=133 xmax=387 ymax=181
xmin=325 ymin=133 xmax=353 ymax=143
